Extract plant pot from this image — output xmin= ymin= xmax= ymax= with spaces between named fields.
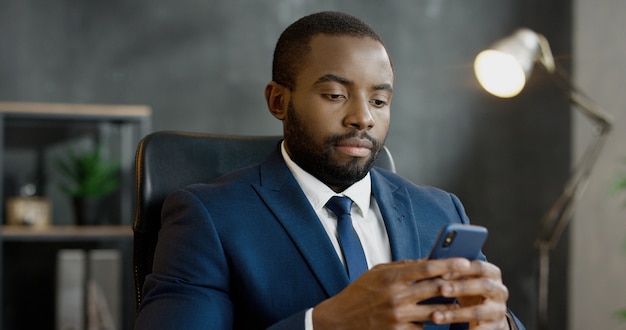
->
xmin=72 ymin=197 xmax=103 ymax=226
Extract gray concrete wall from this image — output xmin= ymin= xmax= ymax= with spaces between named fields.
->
xmin=1 ymin=1 xmax=574 ymax=328
xmin=571 ymin=1 xmax=626 ymax=329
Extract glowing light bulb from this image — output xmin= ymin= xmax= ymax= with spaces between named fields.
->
xmin=474 ymin=49 xmax=526 ymax=98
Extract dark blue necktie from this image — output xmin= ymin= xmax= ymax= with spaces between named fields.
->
xmin=326 ymin=196 xmax=368 ymax=282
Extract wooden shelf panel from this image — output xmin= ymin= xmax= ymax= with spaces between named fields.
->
xmin=0 ymin=101 xmax=152 ymax=120
xmin=1 ymin=225 xmax=133 ymax=242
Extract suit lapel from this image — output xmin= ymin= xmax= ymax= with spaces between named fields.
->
xmin=371 ymin=169 xmax=424 ymax=260
xmin=250 ymin=150 xmax=428 ymax=297
xmin=253 ymin=149 xmax=350 ymax=297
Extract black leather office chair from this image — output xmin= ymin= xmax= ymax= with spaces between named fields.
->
xmin=132 ymin=130 xmax=396 ymax=309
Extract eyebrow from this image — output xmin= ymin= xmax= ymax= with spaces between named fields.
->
xmin=373 ymin=83 xmax=393 ymax=93
xmin=314 ymin=74 xmax=393 ymax=93
xmin=315 ymin=74 xmax=352 ymax=86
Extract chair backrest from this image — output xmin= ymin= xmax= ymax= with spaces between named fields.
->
xmin=132 ymin=130 xmax=396 ymax=309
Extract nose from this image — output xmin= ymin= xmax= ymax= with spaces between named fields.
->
xmin=344 ymin=98 xmax=374 ymax=130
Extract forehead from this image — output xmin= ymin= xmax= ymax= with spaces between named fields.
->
xmin=296 ymin=34 xmax=394 ymax=88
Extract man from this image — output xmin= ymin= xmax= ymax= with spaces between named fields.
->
xmin=135 ymin=11 xmax=524 ymax=329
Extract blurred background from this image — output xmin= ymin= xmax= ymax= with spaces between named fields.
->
xmin=1 ymin=0 xmax=625 ymax=329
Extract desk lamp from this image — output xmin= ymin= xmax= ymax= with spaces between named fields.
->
xmin=473 ymin=28 xmax=613 ymax=329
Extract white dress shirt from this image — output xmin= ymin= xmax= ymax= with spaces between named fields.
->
xmin=280 ymin=142 xmax=391 ymax=329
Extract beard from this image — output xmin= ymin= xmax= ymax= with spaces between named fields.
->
xmin=283 ymin=100 xmax=385 ymax=191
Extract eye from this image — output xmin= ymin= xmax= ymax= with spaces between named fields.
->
xmin=370 ymin=99 xmax=388 ymax=108
xmin=324 ymin=94 xmax=346 ymax=101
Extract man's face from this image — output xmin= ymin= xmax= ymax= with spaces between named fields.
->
xmin=283 ymin=35 xmax=394 ymax=192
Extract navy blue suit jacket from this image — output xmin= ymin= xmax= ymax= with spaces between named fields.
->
xmin=135 ymin=147 xmax=523 ymax=329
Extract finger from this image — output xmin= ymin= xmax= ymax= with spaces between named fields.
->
xmin=411 ymin=303 xmax=461 ymax=323
xmin=373 ymin=258 xmax=472 ymax=283
xmin=471 ymin=317 xmax=510 ymax=330
xmin=431 ymin=300 xmax=507 ymax=325
xmin=440 ymin=277 xmax=509 ymax=302
xmin=406 ymin=277 xmax=449 ymax=303
xmin=442 ymin=260 xmax=501 ymax=280
xmin=363 ymin=275 xmax=449 ymax=310
xmin=409 ymin=323 xmax=426 ymax=330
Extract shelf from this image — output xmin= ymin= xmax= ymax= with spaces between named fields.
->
xmin=0 ymin=101 xmax=152 ymax=227
xmin=0 ymin=101 xmax=150 ymax=329
xmin=1 ymin=225 xmax=133 ymax=242
xmin=0 ymin=101 xmax=152 ymax=121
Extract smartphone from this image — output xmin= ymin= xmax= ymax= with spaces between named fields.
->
xmin=427 ymin=223 xmax=488 ymax=260
xmin=418 ymin=223 xmax=488 ymax=307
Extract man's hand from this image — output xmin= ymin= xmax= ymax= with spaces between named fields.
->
xmin=312 ymin=258 xmax=510 ymax=329
xmin=433 ymin=260 xmax=509 ymax=329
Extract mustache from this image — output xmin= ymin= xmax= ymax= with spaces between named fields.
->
xmin=326 ymin=131 xmax=380 ymax=149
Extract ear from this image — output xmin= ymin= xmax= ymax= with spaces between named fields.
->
xmin=265 ymin=81 xmax=289 ymax=120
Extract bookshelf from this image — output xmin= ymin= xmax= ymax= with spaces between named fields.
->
xmin=0 ymin=101 xmax=151 ymax=329
xmin=1 ymin=225 xmax=133 ymax=242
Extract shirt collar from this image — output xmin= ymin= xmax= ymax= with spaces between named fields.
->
xmin=281 ymin=141 xmax=372 ymax=218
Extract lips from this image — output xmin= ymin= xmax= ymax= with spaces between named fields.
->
xmin=334 ymin=137 xmax=374 ymax=157
xmin=336 ymin=137 xmax=374 ymax=149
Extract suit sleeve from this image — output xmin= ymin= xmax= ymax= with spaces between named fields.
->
xmin=134 ymin=189 xmax=234 ymax=329
xmin=449 ymin=193 xmax=471 ymax=225
xmin=265 ymin=311 xmax=307 ymax=330
xmin=134 ymin=188 xmax=316 ymax=330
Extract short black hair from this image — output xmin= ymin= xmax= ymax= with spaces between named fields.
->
xmin=272 ymin=11 xmax=388 ymax=90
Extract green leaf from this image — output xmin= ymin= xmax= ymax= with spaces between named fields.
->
xmin=55 ymin=146 xmax=120 ymax=198
xmin=612 ymin=158 xmax=626 ymax=207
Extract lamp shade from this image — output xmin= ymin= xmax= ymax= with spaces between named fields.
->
xmin=474 ymin=28 xmax=543 ymax=98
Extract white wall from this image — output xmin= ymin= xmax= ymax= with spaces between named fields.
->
xmin=571 ymin=1 xmax=626 ymax=329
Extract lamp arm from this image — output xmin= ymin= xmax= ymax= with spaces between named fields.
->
xmin=547 ymin=63 xmax=614 ymax=130
xmin=534 ymin=63 xmax=613 ymax=250
xmin=535 ymin=132 xmax=610 ymax=249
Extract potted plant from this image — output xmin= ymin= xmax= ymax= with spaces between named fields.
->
xmin=55 ymin=146 xmax=120 ymax=225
